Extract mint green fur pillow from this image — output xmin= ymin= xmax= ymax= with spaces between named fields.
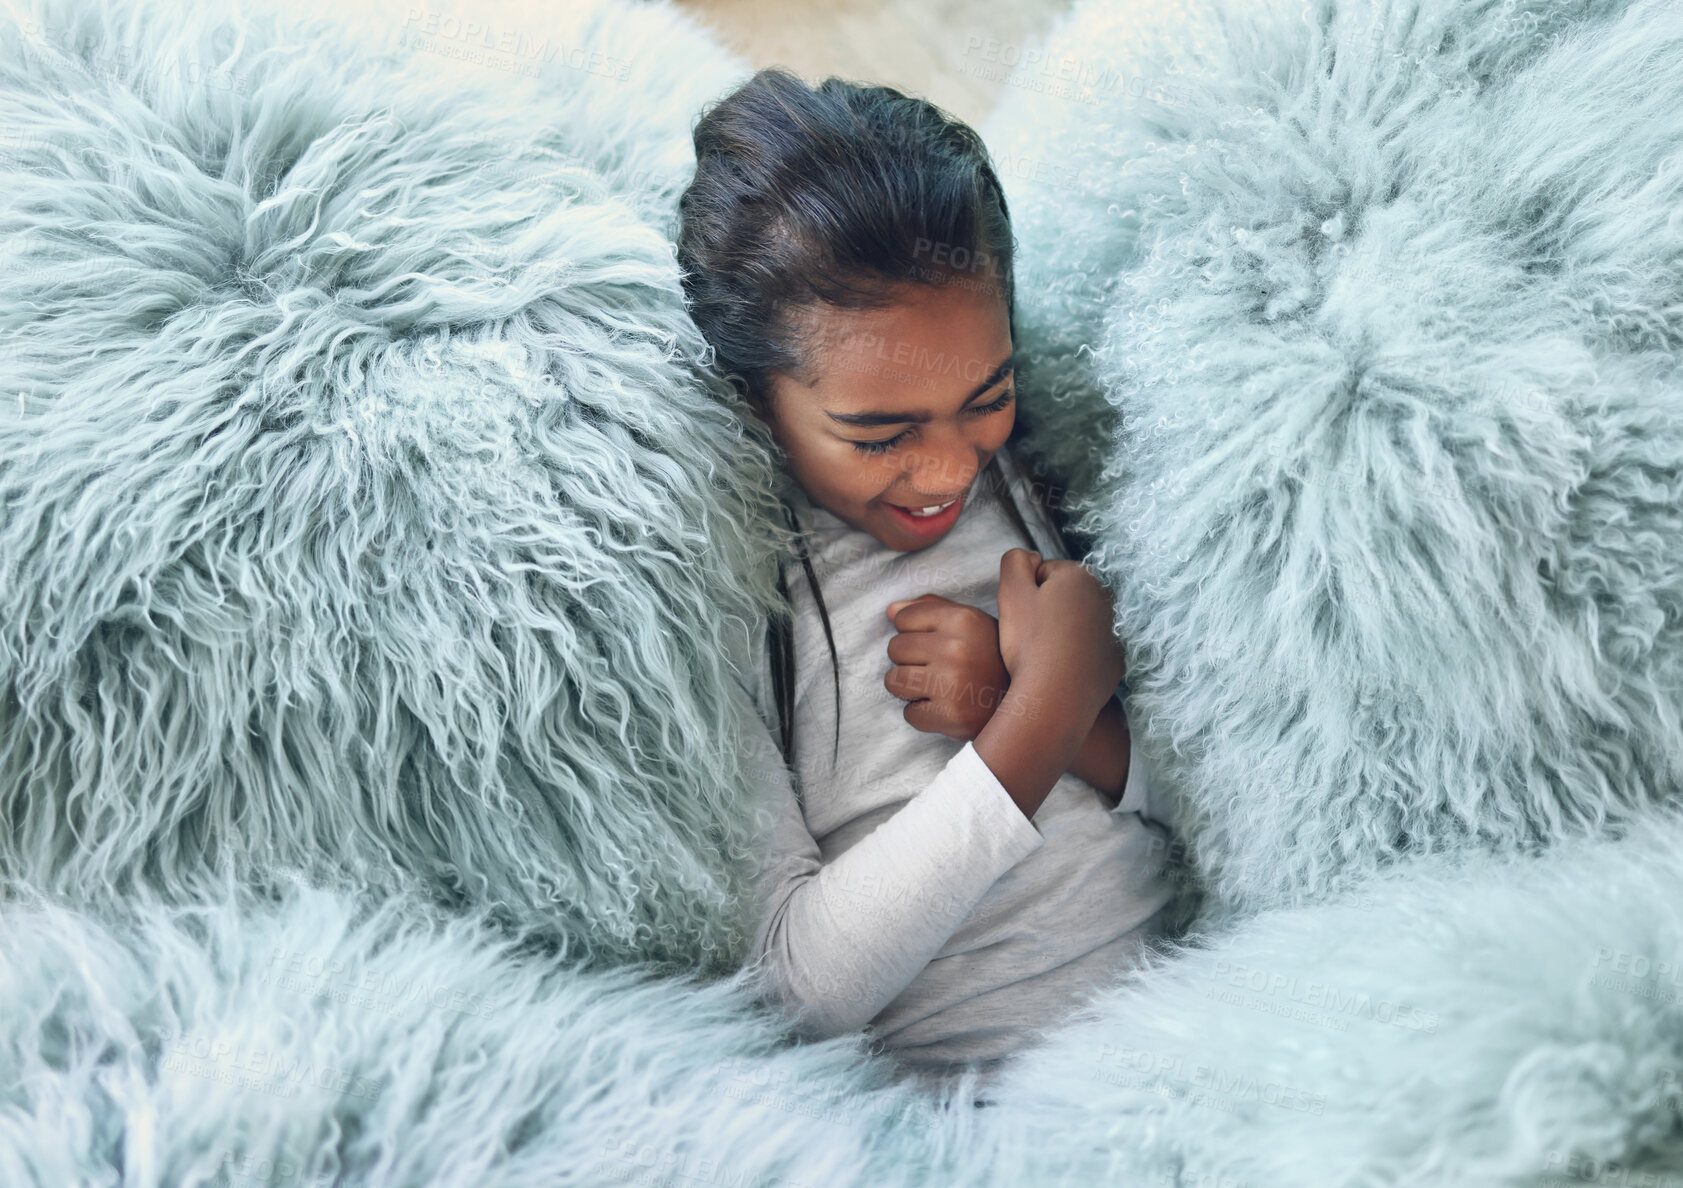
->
xmin=992 ymin=0 xmax=1683 ymax=915
xmin=0 ymin=0 xmax=791 ymax=971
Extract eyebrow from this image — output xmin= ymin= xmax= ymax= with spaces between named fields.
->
xmin=823 ymin=353 xmax=1016 ymax=427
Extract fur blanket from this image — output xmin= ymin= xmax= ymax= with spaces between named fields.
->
xmin=2 ymin=0 xmax=1680 ymax=1183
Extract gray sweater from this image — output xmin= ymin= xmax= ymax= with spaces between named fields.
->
xmin=728 ymin=445 xmax=1174 ymax=1091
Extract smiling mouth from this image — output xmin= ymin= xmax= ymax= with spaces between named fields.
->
xmin=892 ymin=497 xmax=960 ymax=518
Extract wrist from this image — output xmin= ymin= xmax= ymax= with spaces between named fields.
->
xmin=1012 ymin=662 xmax=1116 ymax=728
xmin=973 ymin=671 xmax=1096 ymax=820
xmin=1067 ymin=694 xmax=1130 ymax=804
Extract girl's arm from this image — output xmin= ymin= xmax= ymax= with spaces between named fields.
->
xmin=969 ymin=663 xmax=1105 ymax=820
xmin=729 ymin=678 xmax=1046 ymax=1041
xmin=879 ymin=596 xmax=1148 ymax=815
xmin=1065 ymin=693 xmax=1130 ymax=806
xmin=1071 ymin=694 xmax=1165 ymax=826
xmin=991 ymin=448 xmax=1152 ymax=814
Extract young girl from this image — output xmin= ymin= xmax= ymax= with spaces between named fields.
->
xmin=677 ymin=69 xmax=1173 ymax=1095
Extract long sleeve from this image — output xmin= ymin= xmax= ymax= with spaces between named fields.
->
xmin=729 ymin=678 xmax=1046 ymax=1041
xmin=719 ymin=447 xmax=1177 ymax=1071
xmin=1112 ymin=700 xmax=1168 ymax=827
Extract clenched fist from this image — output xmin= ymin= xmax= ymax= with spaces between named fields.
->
xmin=996 ymin=548 xmax=1125 ymax=710
xmin=883 ymin=594 xmax=1011 ymax=743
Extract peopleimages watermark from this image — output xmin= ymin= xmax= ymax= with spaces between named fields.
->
xmin=1092 ymin=1043 xmax=1330 ymax=1116
xmin=1589 ymin=948 xmax=1683 ymax=1004
xmin=208 ymin=1150 xmax=372 ymax=1188
xmin=990 ymin=149 xmax=1099 ymax=197
xmin=595 ymin=1137 xmax=828 ymax=1188
xmin=800 ymin=322 xmax=1010 ymax=384
xmin=818 ymin=442 xmax=1071 ymax=521
xmin=261 ymin=946 xmax=504 ymax=1020
xmin=819 ymin=853 xmax=1014 ymax=930
xmin=1541 ymin=1149 xmax=1683 ymax=1188
xmin=886 ymin=666 xmax=1043 ymax=724
xmin=398 ymin=9 xmax=632 ymax=82
xmin=713 ymin=1055 xmax=942 ymax=1132
xmin=957 ymin=34 xmax=1198 ymax=109
xmin=1203 ymin=960 xmax=1440 ymax=1034
xmin=15 ymin=18 xmax=253 ymax=93
xmin=160 ymin=1029 xmax=384 ymax=1102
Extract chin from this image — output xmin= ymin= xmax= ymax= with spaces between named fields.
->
xmin=880 ymin=520 xmax=953 ymax=553
xmin=884 ymin=532 xmax=942 ymax=553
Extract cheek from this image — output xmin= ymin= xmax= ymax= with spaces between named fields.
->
xmin=967 ymin=411 xmax=1015 ymax=464
xmin=993 ymin=403 xmax=1017 ymax=442
xmin=844 ymin=449 xmax=904 ymax=502
xmin=788 ymin=434 xmax=890 ymax=508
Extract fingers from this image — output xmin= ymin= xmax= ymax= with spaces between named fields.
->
xmin=998 ymin=549 xmax=1041 ymax=622
xmin=885 ymin=593 xmax=959 ymax=631
xmin=900 ymin=696 xmax=952 ymax=737
xmin=998 ymin=549 xmax=1035 ymax=629
xmin=888 ymin=675 xmax=972 ymax=740
xmin=884 ymin=663 xmax=930 ymax=702
xmin=885 ymin=630 xmax=937 ymax=666
xmin=999 ymin=547 xmax=1041 ymax=590
xmin=1036 ymin=556 xmax=1105 ymax=591
xmin=886 ymin=593 xmax=945 ymax=623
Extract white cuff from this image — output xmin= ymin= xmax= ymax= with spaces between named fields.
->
xmin=950 ymin=739 xmax=1046 ymax=860
xmin=1114 ymin=718 xmax=1150 ymax=817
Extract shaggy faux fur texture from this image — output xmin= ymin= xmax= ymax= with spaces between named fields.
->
xmin=6 ymin=0 xmax=1683 ymax=1183
xmin=6 ymin=814 xmax=1681 ymax=1187
xmin=987 ymin=800 xmax=1683 ymax=1187
xmin=0 ymin=0 xmax=794 ymax=971
xmin=0 ymin=875 xmax=961 ymax=1188
xmin=988 ymin=0 xmax=1683 ymax=916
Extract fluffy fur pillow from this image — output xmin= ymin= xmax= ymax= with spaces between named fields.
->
xmin=0 ymin=0 xmax=790 ymax=970
xmin=992 ymin=0 xmax=1683 ymax=915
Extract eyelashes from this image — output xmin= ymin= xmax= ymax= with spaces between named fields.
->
xmin=848 ymin=386 xmax=1015 ymax=455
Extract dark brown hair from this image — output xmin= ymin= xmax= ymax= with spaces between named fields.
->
xmin=676 ymin=68 xmax=1041 ymax=776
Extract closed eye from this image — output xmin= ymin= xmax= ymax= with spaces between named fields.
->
xmin=847 ymin=385 xmax=1015 ymax=455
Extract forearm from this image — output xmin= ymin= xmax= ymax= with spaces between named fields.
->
xmin=972 ymin=671 xmax=1098 ymax=819
xmin=1066 ymin=693 xmax=1130 ymax=805
xmin=753 ymin=741 xmax=1045 ymax=1037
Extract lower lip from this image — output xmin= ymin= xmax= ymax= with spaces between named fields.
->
xmin=884 ymin=494 xmax=965 ymax=537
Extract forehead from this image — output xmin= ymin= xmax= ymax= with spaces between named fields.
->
xmin=793 ymin=283 xmax=1011 ymax=405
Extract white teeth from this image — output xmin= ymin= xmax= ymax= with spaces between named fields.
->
xmin=905 ymin=499 xmax=956 ymax=517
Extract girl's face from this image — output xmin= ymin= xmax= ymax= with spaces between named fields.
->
xmin=762 ymin=280 xmax=1015 ymax=552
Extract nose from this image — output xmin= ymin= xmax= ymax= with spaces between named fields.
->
xmin=902 ymin=446 xmax=980 ymax=502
